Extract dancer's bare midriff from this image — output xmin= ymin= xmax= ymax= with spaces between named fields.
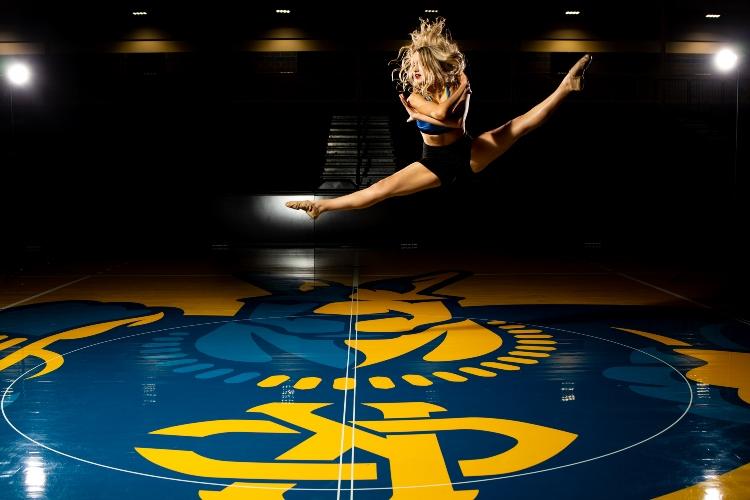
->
xmin=421 ymin=127 xmax=465 ymax=147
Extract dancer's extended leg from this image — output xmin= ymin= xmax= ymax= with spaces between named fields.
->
xmin=286 ymin=162 xmax=440 ymax=219
xmin=469 ymin=54 xmax=592 ymax=174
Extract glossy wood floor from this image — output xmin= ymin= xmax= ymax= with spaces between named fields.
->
xmin=1 ymin=248 xmax=748 ymax=499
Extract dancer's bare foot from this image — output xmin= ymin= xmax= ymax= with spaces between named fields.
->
xmin=564 ymin=54 xmax=592 ymax=91
xmin=285 ymin=200 xmax=321 ymax=219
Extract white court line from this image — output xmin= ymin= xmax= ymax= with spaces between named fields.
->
xmin=349 ymin=269 xmax=360 ymax=499
xmin=0 ymin=275 xmax=92 ymax=311
xmin=608 ymin=268 xmax=750 ymax=328
xmin=614 ymin=272 xmax=710 ymax=309
xmin=336 ymin=273 xmax=358 ymax=500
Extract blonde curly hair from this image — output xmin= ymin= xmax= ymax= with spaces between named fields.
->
xmin=394 ymin=17 xmax=466 ymax=98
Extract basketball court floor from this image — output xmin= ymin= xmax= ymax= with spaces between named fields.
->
xmin=1 ymin=248 xmax=748 ymax=499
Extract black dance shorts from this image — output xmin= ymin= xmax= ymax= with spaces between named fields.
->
xmin=419 ymin=134 xmax=473 ymax=186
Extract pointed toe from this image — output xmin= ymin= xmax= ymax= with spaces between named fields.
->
xmin=569 ymin=54 xmax=592 ymax=91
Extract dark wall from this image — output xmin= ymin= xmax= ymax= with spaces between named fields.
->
xmin=1 ymin=49 xmax=747 ymax=260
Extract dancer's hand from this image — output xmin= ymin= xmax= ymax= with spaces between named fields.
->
xmin=399 ymin=93 xmax=417 ymax=122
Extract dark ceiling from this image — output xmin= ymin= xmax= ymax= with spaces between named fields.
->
xmin=1 ymin=0 xmax=749 ymax=45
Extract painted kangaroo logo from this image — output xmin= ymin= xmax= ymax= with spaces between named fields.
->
xmin=0 ymin=272 xmax=558 ymax=390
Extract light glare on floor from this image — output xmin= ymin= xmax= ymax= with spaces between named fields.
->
xmin=24 ymin=457 xmax=46 ymax=493
xmin=703 ymin=487 xmax=722 ymax=500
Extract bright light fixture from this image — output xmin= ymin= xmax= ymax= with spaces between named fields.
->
xmin=5 ymin=62 xmax=32 ymax=86
xmin=714 ymin=48 xmax=739 ymax=72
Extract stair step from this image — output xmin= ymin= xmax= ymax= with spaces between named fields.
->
xmin=364 ymin=166 xmax=396 ymax=172
xmin=323 ymin=167 xmax=359 ymax=173
xmin=322 ymin=114 xmax=396 ymax=188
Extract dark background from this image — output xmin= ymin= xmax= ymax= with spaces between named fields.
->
xmin=0 ymin=1 xmax=747 ymax=260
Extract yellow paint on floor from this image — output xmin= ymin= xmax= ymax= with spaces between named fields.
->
xmin=293 ymin=377 xmax=321 ymax=390
xmin=1 ymin=276 xmax=89 ymax=310
xmin=333 ymin=377 xmax=356 ymax=390
xmin=402 ymin=374 xmax=433 ymax=386
xmin=497 ymin=356 xmax=538 ymax=365
xmin=199 ymin=482 xmax=296 ymax=499
xmin=369 ymin=376 xmax=396 ymax=389
xmin=21 ymin=276 xmax=269 ymax=316
xmin=257 ymin=375 xmax=290 ymax=388
xmin=481 ymin=361 xmax=521 ymax=371
xmin=459 ymin=367 xmax=497 ymax=377
xmin=654 ymin=462 xmax=750 ymax=499
xmin=432 ymin=371 xmax=468 ymax=382
xmin=675 ymin=349 xmax=750 ymax=404
xmin=508 ymin=350 xmax=551 ymax=358
xmin=0 ymin=337 xmax=26 ymax=350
